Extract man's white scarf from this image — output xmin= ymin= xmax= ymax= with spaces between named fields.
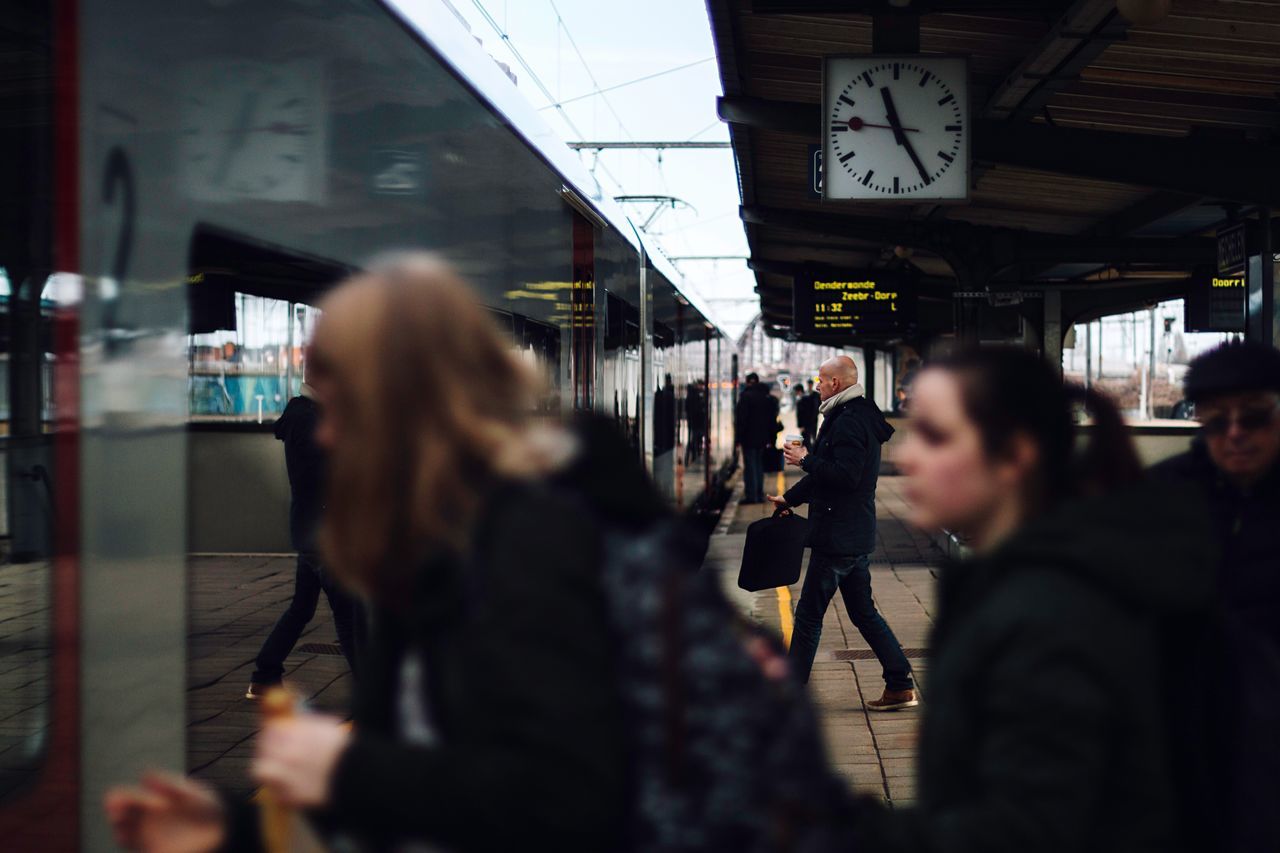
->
xmin=819 ymin=382 xmax=865 ymax=416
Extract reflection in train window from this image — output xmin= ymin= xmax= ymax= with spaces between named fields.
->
xmin=0 ymin=267 xmax=55 ymax=800
xmin=188 ymin=295 xmax=322 ymax=423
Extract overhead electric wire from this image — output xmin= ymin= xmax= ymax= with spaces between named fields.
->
xmin=538 ymin=57 xmax=715 ymax=110
xmin=470 ymin=0 xmax=625 ymax=194
xmin=545 ymin=0 xmax=662 ymax=178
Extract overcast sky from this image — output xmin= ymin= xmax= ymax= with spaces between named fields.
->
xmin=440 ymin=0 xmax=758 ymax=337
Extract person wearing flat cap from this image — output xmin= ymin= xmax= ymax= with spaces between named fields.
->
xmin=1152 ymin=340 xmax=1280 ymax=853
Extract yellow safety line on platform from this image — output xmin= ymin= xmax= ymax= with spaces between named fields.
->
xmin=777 ymin=585 xmax=794 ymax=649
xmin=773 ymin=469 xmax=794 ymax=648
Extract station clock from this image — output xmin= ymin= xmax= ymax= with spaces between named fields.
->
xmin=822 ymin=56 xmax=969 ymax=201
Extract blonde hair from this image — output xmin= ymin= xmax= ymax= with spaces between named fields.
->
xmin=308 ymin=253 xmax=561 ymax=602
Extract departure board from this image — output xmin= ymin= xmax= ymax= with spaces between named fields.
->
xmin=793 ymin=273 xmax=914 ymax=338
xmin=1209 ymin=273 xmax=1246 ymax=331
xmin=1185 ymin=269 xmax=1247 ymax=333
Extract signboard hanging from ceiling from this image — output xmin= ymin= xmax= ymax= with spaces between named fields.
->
xmin=793 ymin=270 xmax=916 ymax=338
xmin=1186 ymin=269 xmax=1246 ymax=333
xmin=1185 ymin=224 xmax=1249 ymax=333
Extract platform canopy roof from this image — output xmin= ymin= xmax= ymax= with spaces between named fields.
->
xmin=707 ymin=0 xmax=1280 ymax=344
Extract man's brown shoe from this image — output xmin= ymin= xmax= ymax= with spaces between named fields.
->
xmin=866 ymin=688 xmax=918 ymax=712
xmin=245 ymin=682 xmax=275 ymax=700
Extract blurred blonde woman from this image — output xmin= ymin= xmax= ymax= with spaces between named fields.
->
xmin=107 ymin=254 xmax=667 ymax=851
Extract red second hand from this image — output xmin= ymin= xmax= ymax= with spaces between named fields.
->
xmin=849 ymin=116 xmax=920 ymax=133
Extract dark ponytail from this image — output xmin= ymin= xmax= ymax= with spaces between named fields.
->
xmin=1068 ymin=384 xmax=1143 ymax=496
xmin=934 ymin=348 xmax=1141 ymax=511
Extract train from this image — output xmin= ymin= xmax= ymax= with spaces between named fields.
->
xmin=0 ymin=0 xmax=738 ymax=847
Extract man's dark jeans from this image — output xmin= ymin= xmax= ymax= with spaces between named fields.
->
xmin=742 ymin=446 xmax=765 ymax=502
xmin=788 ymin=550 xmax=914 ymax=691
xmin=251 ymin=552 xmax=362 ymax=685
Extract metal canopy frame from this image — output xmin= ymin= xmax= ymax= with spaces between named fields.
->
xmin=706 ymin=0 xmax=1280 ymax=346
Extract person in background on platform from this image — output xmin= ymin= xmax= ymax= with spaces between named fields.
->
xmin=797 ymin=378 xmax=821 ymax=450
xmin=736 ymin=371 xmax=779 ymax=504
xmin=106 ymin=254 xmax=653 ymax=852
xmin=766 ymin=355 xmax=914 ymax=711
xmin=892 ymin=385 xmax=909 ymax=415
xmin=852 ymin=347 xmax=1213 ymax=852
xmin=654 ymin=373 xmax=676 ymax=458
xmin=246 ymin=375 xmax=361 ymax=699
xmin=899 ymin=356 xmax=921 ymax=393
xmin=685 ymin=378 xmax=706 ymax=466
xmin=1151 ymin=340 xmax=1280 ymax=853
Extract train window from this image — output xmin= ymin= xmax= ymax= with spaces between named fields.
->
xmin=188 ymin=295 xmax=320 ymax=423
xmin=187 ymin=227 xmax=347 ymax=423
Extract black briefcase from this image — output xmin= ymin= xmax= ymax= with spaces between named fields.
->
xmin=738 ymin=510 xmax=809 ymax=592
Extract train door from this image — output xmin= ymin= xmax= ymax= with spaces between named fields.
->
xmin=0 ymin=1 xmax=79 ymax=847
xmin=571 ymin=211 xmax=595 ymax=413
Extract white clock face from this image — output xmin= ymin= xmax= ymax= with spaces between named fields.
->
xmin=178 ymin=60 xmax=327 ymax=203
xmin=823 ymin=56 xmax=969 ymax=201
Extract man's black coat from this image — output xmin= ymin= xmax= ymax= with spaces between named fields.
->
xmin=783 ymin=394 xmax=894 ymax=556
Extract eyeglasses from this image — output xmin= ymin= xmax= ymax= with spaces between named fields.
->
xmin=1199 ymin=404 xmax=1280 ymax=437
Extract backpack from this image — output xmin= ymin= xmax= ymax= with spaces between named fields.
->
xmin=599 ymin=519 xmax=855 ymax=853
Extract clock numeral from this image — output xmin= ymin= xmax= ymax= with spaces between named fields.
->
xmin=839 ymin=150 xmax=856 ymax=163
xmin=861 ymin=71 xmax=873 ymax=86
xmin=833 ymin=125 xmax=849 ymax=132
xmin=893 ymin=176 xmax=900 ymax=194
xmin=945 ymin=125 xmax=962 ymax=132
xmin=893 ymin=63 xmax=900 ymax=80
xmin=919 ymin=71 xmax=932 ymax=87
xmin=839 ymin=95 xmax=856 ymax=108
xmin=861 ymin=169 xmax=874 ymax=187
xmin=937 ymin=94 xmax=955 ymax=106
xmin=938 ymin=151 xmax=955 ymax=163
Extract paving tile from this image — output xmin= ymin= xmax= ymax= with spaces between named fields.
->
xmin=187 ymin=555 xmax=356 ymax=789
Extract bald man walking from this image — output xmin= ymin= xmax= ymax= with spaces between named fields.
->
xmin=768 ymin=356 xmax=916 ymax=711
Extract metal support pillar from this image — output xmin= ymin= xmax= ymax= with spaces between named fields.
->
xmin=865 ymin=349 xmax=877 ymax=404
xmin=1148 ymin=307 xmax=1157 ymax=419
xmin=873 ymin=13 xmax=920 ymax=53
xmin=1043 ymin=289 xmax=1063 ymax=379
xmin=1085 ymin=321 xmax=1093 ymax=389
xmin=1262 ymin=207 xmax=1276 ymax=348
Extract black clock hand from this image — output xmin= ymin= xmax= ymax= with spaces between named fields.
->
xmin=879 ymin=87 xmax=907 ymax=147
xmin=880 ymin=87 xmax=932 ymax=186
xmin=213 ymin=91 xmax=261 ymax=187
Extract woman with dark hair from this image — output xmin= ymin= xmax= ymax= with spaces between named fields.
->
xmin=851 ymin=348 xmax=1214 ymax=853
xmin=105 ymin=254 xmax=664 ymax=852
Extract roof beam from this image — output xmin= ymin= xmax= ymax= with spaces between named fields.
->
xmin=1087 ymin=190 xmax=1203 ymax=239
xmin=741 ymin=204 xmax=1215 ymax=267
xmin=748 ymin=1 xmax=1065 ymax=13
xmin=717 ymin=95 xmax=1280 ymax=206
xmin=983 ymin=0 xmax=1126 ymax=122
xmin=1063 ymin=279 xmax=1192 ymax=327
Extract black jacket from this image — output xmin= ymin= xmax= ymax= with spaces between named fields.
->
xmin=734 ymin=383 xmax=779 ymax=449
xmin=1152 ymin=442 xmax=1280 ymax=851
xmin=783 ymin=395 xmax=893 ymax=556
xmin=225 ymin=419 xmax=664 ymax=852
xmin=273 ymin=395 xmax=324 ymax=552
xmin=852 ymin=483 xmax=1214 ymax=853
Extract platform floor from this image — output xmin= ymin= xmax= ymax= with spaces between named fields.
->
xmin=188 ymin=555 xmax=353 ymax=793
xmin=705 ymin=467 xmax=941 ymax=806
xmin=186 ymin=467 xmax=942 ymax=806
